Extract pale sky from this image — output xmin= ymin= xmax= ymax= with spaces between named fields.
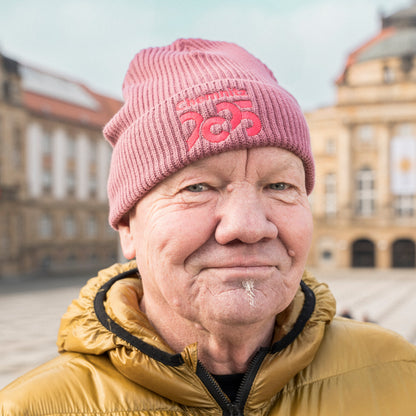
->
xmin=0 ymin=0 xmax=410 ymax=111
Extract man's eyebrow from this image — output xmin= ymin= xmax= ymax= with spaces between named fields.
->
xmin=263 ymin=157 xmax=304 ymax=173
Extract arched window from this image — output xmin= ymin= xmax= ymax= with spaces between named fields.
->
xmin=352 ymin=239 xmax=375 ymax=267
xmin=392 ymin=239 xmax=416 ymax=268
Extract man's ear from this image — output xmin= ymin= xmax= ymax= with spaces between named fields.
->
xmin=118 ymin=214 xmax=136 ymax=260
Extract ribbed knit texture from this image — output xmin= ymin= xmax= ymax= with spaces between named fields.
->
xmin=104 ymin=38 xmax=314 ymax=229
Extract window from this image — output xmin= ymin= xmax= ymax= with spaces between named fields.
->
xmin=321 ymin=250 xmax=333 ymax=260
xmin=401 ymin=55 xmax=413 ymax=74
xmin=41 ymin=170 xmax=52 ymax=193
xmin=39 ymin=213 xmax=53 ymax=238
xmin=42 ymin=131 xmax=52 ymax=155
xmin=324 ymin=173 xmax=337 ymax=217
xmin=394 ymin=195 xmax=414 ymax=217
xmin=325 ymin=138 xmax=336 ymax=155
xmin=67 ymin=171 xmax=76 ymax=195
xmin=383 ymin=65 xmax=394 ymax=83
xmin=88 ymin=139 xmax=97 ymax=197
xmin=398 ymin=123 xmax=412 ymax=137
xmin=356 ymin=167 xmax=375 ymax=216
xmin=13 ymin=126 xmax=22 ymax=168
xmin=67 ymin=136 xmax=76 ymax=159
xmin=357 ymin=125 xmax=373 ymax=145
xmin=64 ymin=214 xmax=76 ymax=238
xmin=66 ymin=136 xmax=77 ymax=196
xmin=88 ymin=174 xmax=97 ymax=197
xmin=86 ymin=215 xmax=98 ymax=237
xmin=41 ymin=131 xmax=53 ymax=194
xmin=89 ymin=139 xmax=97 ymax=163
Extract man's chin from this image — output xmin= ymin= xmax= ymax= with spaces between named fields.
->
xmin=207 ymin=294 xmax=277 ymax=326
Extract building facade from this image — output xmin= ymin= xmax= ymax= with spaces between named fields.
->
xmin=0 ymin=55 xmax=26 ymax=277
xmin=306 ymin=4 xmax=416 ymax=269
xmin=0 ymin=57 xmax=122 ymax=278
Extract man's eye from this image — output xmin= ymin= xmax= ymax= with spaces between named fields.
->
xmin=184 ymin=183 xmax=209 ymax=193
xmin=269 ymin=183 xmax=289 ymax=191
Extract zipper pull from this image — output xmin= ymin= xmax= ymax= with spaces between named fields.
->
xmin=226 ymin=403 xmax=243 ymax=416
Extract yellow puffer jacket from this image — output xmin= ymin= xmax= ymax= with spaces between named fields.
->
xmin=1 ymin=261 xmax=416 ymax=415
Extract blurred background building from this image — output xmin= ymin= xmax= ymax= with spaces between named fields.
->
xmin=0 ymin=55 xmax=122 ymax=278
xmin=1 ymin=3 xmax=416 ymax=278
xmin=307 ymin=3 xmax=416 ymax=269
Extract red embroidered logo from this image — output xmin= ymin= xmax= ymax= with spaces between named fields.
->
xmin=178 ymin=91 xmax=262 ymax=150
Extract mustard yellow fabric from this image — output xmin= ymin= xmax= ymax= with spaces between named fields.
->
xmin=1 ymin=261 xmax=416 ymax=415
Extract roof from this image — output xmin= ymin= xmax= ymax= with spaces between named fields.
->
xmin=356 ymin=27 xmax=416 ymax=63
xmin=337 ymin=3 xmax=416 ymax=84
xmin=382 ymin=4 xmax=416 ymax=29
xmin=20 ymin=64 xmax=123 ymax=129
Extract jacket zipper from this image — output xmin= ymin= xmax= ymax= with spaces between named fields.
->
xmin=197 ymin=348 xmax=268 ymax=416
xmin=234 ymin=348 xmax=268 ymax=407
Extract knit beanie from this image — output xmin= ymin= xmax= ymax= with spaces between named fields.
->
xmin=104 ymin=38 xmax=314 ymax=229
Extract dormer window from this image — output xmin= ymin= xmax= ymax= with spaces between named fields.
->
xmin=383 ymin=65 xmax=395 ymax=83
xmin=401 ymin=54 xmax=413 ymax=74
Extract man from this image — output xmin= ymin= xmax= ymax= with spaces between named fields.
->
xmin=1 ymin=38 xmax=416 ymax=415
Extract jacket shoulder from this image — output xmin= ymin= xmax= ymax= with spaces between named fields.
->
xmin=0 ymin=353 xmax=111 ymax=415
xmin=293 ymin=317 xmax=416 ymax=390
xmin=275 ymin=319 xmax=416 ymax=415
xmin=0 ymin=352 xmax=180 ymax=416
xmin=322 ymin=317 xmax=416 ymax=363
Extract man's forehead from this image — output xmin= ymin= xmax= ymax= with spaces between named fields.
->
xmin=170 ymin=147 xmax=304 ymax=180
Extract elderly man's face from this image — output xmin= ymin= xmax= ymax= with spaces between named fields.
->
xmin=119 ymin=147 xmax=313 ymax=328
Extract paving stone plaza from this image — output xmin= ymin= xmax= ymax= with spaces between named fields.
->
xmin=0 ymin=268 xmax=415 ymax=390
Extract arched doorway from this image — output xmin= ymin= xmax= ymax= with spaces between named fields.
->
xmin=392 ymin=239 xmax=416 ymax=268
xmin=352 ymin=239 xmax=375 ymax=267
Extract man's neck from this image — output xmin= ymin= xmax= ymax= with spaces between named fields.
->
xmin=195 ymin=326 xmax=274 ymax=374
xmin=142 ymin=299 xmax=276 ymax=374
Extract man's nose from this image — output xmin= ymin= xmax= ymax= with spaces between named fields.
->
xmin=214 ymin=186 xmax=278 ymax=245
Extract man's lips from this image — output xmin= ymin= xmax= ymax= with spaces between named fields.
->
xmin=198 ymin=255 xmax=279 ymax=269
xmin=204 ymin=265 xmax=277 ymax=272
xmin=197 ymin=253 xmax=279 ymax=269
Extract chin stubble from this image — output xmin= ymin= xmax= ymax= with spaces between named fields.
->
xmin=242 ymin=279 xmax=255 ymax=307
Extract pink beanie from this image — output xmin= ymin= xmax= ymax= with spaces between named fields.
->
xmin=104 ymin=38 xmax=314 ymax=229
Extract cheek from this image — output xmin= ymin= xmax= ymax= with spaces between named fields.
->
xmin=137 ymin=206 xmax=218 ymax=272
xmin=277 ymin=206 xmax=313 ymax=257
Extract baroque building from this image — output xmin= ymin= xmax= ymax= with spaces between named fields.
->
xmin=306 ymin=3 xmax=416 ymax=269
xmin=0 ymin=55 xmax=122 ymax=278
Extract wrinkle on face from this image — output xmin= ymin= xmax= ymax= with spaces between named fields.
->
xmin=122 ymin=147 xmax=313 ymax=332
